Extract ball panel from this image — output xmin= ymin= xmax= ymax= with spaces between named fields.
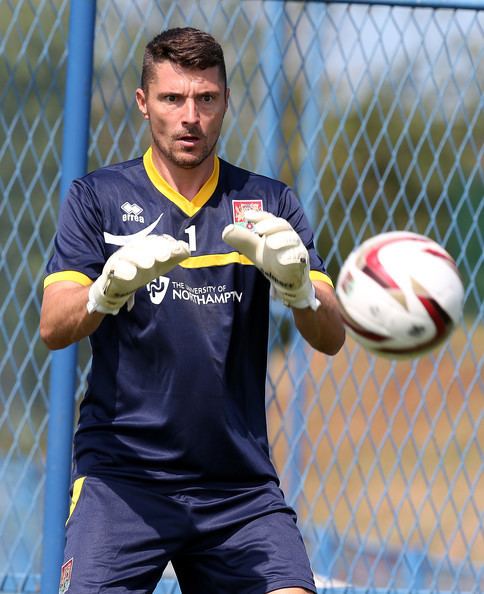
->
xmin=361 ymin=232 xmax=428 ymax=291
xmin=336 ymin=231 xmax=464 ymax=359
xmin=370 ymin=318 xmax=455 ymax=358
xmin=338 ymin=302 xmax=390 ymax=343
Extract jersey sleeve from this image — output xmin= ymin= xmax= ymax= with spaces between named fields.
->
xmin=44 ymin=178 xmax=107 ymax=288
xmin=276 ymin=186 xmax=334 ymax=287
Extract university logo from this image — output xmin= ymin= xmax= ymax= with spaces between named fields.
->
xmin=59 ymin=558 xmax=73 ymax=594
xmin=231 ymin=199 xmax=263 ymax=229
xmin=121 ymin=201 xmax=145 ymax=223
xmin=147 ymin=276 xmax=170 ymax=304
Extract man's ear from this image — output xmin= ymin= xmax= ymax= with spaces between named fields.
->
xmin=135 ymin=88 xmax=149 ymax=120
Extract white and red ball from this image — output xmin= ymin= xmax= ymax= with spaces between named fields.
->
xmin=336 ymin=231 xmax=464 ymax=359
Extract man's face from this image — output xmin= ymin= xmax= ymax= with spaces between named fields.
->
xmin=136 ymin=61 xmax=229 ymax=170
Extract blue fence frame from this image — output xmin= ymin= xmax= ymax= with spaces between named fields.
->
xmin=40 ymin=3 xmax=96 ymax=593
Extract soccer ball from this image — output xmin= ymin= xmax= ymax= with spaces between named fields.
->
xmin=335 ymin=231 xmax=464 ymax=359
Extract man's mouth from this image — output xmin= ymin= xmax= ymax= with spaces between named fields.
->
xmin=176 ymin=134 xmax=201 ymax=150
xmin=180 ymin=135 xmax=198 ymax=142
xmin=175 ymin=128 xmax=202 ymax=141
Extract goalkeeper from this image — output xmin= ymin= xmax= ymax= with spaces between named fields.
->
xmin=40 ymin=27 xmax=345 ymax=594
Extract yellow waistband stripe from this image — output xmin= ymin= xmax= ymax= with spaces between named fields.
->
xmin=66 ymin=476 xmax=86 ymax=525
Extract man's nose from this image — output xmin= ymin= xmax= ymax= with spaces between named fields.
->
xmin=182 ymin=98 xmax=199 ymax=124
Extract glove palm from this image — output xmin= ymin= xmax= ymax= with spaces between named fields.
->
xmin=222 ymin=210 xmax=320 ymax=310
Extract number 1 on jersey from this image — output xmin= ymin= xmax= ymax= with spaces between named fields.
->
xmin=185 ymin=225 xmax=197 ymax=252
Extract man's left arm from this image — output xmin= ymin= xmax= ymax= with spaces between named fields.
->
xmin=291 ymin=280 xmax=345 ymax=355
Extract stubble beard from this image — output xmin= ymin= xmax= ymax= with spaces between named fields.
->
xmin=152 ymin=129 xmax=219 ymax=171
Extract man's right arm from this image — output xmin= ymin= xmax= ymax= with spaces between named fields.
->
xmin=40 ymin=234 xmax=192 ymax=351
xmin=40 ymin=281 xmax=105 ymax=350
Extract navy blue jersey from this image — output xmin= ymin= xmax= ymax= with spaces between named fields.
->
xmin=45 ymin=148 xmax=332 ymax=487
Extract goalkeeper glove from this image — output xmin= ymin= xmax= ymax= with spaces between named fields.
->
xmin=222 ymin=210 xmax=320 ymax=311
xmin=87 ymin=234 xmax=190 ymax=315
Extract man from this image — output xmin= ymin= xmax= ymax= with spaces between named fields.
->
xmin=40 ymin=27 xmax=345 ymax=594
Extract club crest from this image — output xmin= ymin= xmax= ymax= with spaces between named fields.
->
xmin=231 ymin=200 xmax=263 ymax=229
xmin=59 ymin=558 xmax=73 ymax=594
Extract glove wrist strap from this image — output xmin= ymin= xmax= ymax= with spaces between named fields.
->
xmin=271 ymin=281 xmax=321 ymax=311
xmin=87 ymin=282 xmax=123 ymax=315
xmin=86 ymin=299 xmax=119 ymax=315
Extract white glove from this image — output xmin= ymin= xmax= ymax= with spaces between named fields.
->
xmin=87 ymin=234 xmax=190 ymax=315
xmin=222 ymin=210 xmax=320 ymax=311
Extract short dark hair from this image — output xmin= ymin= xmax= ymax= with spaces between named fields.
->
xmin=140 ymin=27 xmax=227 ymax=92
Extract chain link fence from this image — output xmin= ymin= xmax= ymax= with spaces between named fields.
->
xmin=0 ymin=0 xmax=482 ymax=592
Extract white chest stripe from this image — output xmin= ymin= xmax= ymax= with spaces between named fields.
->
xmin=103 ymin=213 xmax=164 ymax=246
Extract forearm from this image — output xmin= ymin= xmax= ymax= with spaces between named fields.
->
xmin=40 ymin=282 xmax=104 ymax=350
xmin=292 ymin=281 xmax=345 ymax=355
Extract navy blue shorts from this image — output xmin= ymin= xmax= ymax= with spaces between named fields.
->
xmin=60 ymin=475 xmax=316 ymax=594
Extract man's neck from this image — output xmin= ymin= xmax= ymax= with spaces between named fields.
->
xmin=150 ymin=146 xmax=215 ymax=201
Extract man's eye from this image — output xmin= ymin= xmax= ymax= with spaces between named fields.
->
xmin=201 ymin=95 xmax=214 ymax=103
xmin=165 ymin=95 xmax=177 ymax=103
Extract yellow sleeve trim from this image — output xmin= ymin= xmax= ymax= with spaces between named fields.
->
xmin=310 ymin=270 xmax=334 ymax=287
xmin=66 ymin=476 xmax=86 ymax=525
xmin=44 ymin=271 xmax=93 ymax=289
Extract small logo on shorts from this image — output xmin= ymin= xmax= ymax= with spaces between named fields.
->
xmin=232 ymin=199 xmax=263 ymax=229
xmin=59 ymin=557 xmax=73 ymax=594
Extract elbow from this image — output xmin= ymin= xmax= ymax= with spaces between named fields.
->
xmin=325 ymin=327 xmax=346 ymax=356
xmin=315 ymin=324 xmax=346 ymax=356
xmin=39 ymin=319 xmax=52 ymax=349
xmin=39 ymin=319 xmax=68 ymax=351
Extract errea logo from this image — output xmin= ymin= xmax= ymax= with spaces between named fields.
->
xmin=121 ymin=201 xmax=145 ymax=223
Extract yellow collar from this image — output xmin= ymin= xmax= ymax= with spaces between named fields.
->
xmin=143 ymin=147 xmax=219 ymax=216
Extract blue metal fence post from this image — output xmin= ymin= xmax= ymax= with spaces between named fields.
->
xmin=260 ymin=1 xmax=304 ymax=505
xmin=40 ymin=2 xmax=96 ymax=593
xmin=295 ymin=4 xmax=336 ymax=577
xmin=259 ymin=0 xmax=284 ymax=178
